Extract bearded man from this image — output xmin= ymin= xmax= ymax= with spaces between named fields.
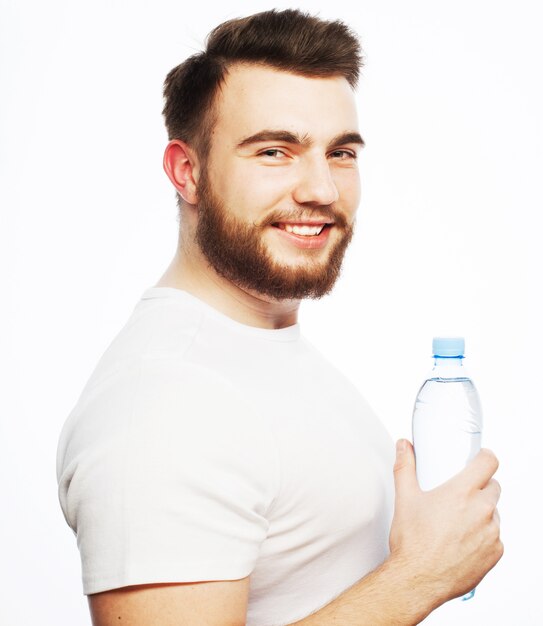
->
xmin=57 ymin=9 xmax=503 ymax=626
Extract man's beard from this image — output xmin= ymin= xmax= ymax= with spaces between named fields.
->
xmin=195 ymin=170 xmax=355 ymax=301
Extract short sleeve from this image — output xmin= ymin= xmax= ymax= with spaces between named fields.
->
xmin=57 ymin=355 xmax=279 ymax=595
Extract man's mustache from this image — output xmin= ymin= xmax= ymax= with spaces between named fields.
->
xmin=262 ymin=206 xmax=349 ymax=229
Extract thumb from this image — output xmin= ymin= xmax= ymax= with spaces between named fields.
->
xmin=393 ymin=439 xmax=419 ymax=499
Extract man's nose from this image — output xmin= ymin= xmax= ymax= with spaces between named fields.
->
xmin=292 ymin=156 xmax=339 ymax=206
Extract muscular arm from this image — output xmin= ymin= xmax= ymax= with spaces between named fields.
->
xmin=88 ymin=442 xmax=503 ymax=626
xmin=89 ymin=563 xmax=425 ymax=626
xmin=288 ymin=556 xmax=435 ymax=626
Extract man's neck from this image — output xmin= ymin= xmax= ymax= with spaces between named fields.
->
xmin=154 ymin=245 xmax=300 ymax=330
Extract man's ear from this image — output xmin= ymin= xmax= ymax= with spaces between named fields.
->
xmin=162 ymin=139 xmax=201 ymax=205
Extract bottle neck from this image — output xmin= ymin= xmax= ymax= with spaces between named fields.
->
xmin=430 ymin=356 xmax=468 ymax=379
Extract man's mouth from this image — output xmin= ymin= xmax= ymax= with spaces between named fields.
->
xmin=272 ymin=223 xmax=332 ymax=237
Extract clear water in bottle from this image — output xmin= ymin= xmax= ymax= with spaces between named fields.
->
xmin=412 ymin=337 xmax=483 ymax=601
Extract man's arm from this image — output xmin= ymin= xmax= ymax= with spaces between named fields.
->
xmin=88 ymin=441 xmax=502 ymax=626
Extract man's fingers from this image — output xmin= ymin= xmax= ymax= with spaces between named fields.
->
xmin=393 ymin=439 xmax=420 ymax=500
xmin=456 ymin=448 xmax=499 ymax=489
xmin=483 ymin=478 xmax=501 ymax=504
xmin=493 ymin=508 xmax=501 ymax=525
xmin=478 ymin=478 xmax=502 ymax=520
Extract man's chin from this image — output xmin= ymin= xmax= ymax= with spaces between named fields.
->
xmin=246 ymin=263 xmax=342 ymax=300
xmin=252 ymin=236 xmax=351 ymax=299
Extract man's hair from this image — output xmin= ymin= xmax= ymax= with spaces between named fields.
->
xmin=162 ymin=8 xmax=363 ymax=169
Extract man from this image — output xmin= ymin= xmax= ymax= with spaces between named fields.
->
xmin=56 ymin=9 xmax=503 ymax=625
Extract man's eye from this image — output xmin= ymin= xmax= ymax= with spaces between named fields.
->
xmin=330 ymin=150 xmax=357 ymax=160
xmin=259 ymin=149 xmax=286 ymax=158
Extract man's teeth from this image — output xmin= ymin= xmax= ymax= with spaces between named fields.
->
xmin=280 ymin=224 xmax=325 ymax=236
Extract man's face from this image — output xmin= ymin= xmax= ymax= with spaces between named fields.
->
xmin=194 ymin=64 xmax=363 ymax=301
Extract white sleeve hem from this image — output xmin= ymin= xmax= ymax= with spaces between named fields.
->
xmin=83 ymin=560 xmax=254 ymax=595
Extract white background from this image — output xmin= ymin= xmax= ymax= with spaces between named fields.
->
xmin=1 ymin=0 xmax=541 ymax=624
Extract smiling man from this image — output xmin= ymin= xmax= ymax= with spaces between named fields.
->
xmin=56 ymin=9 xmax=502 ymax=626
xmin=159 ymin=52 xmax=363 ymax=319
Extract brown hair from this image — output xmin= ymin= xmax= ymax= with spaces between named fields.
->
xmin=162 ymin=8 xmax=363 ymax=166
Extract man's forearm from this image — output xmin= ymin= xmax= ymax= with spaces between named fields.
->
xmin=288 ymin=556 xmax=439 ymax=626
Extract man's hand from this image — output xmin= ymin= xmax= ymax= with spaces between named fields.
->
xmin=290 ymin=440 xmax=503 ymax=626
xmin=389 ymin=439 xmax=503 ymax=608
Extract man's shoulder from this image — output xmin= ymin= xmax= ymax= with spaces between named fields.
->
xmin=109 ymin=295 xmax=205 ymax=360
xmin=79 ymin=295 xmax=205 ymax=393
xmin=58 ymin=322 xmax=271 ymax=484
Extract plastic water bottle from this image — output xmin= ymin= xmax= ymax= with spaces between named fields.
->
xmin=412 ymin=337 xmax=482 ymax=602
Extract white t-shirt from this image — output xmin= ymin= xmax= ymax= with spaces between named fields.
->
xmin=57 ymin=287 xmax=395 ymax=626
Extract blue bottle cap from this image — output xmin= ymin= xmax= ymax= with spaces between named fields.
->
xmin=432 ymin=337 xmax=465 ymax=357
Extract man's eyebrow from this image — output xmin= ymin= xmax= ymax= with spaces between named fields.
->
xmin=235 ymin=130 xmax=365 ymax=150
xmin=327 ymin=132 xmax=365 ymax=149
xmin=236 ymin=130 xmax=312 ymax=149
